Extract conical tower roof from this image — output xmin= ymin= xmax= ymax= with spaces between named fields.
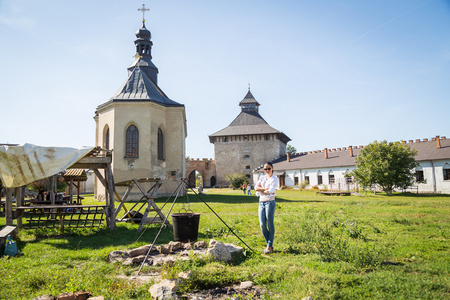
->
xmin=209 ymin=89 xmax=290 ymax=144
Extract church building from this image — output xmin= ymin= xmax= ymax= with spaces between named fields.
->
xmin=209 ymin=90 xmax=290 ymax=186
xmin=94 ymin=10 xmax=187 ymax=198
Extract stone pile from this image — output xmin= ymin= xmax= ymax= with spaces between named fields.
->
xmin=108 ymin=239 xmax=244 ymax=266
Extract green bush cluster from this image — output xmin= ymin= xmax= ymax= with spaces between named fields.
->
xmin=280 ymin=210 xmax=388 ymax=268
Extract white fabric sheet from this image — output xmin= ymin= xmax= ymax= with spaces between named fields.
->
xmin=0 ymin=143 xmax=94 ymax=188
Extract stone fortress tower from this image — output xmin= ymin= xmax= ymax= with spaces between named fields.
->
xmin=94 ymin=6 xmax=187 ymax=198
xmin=209 ymin=89 xmax=290 ymax=186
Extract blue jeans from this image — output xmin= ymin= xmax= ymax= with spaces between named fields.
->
xmin=258 ymin=200 xmax=276 ymax=248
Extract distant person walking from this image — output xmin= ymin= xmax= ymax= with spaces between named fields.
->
xmin=255 ymin=162 xmax=279 ymax=254
xmin=242 ymin=183 xmax=247 ymax=194
xmin=247 ymin=184 xmax=252 ymax=195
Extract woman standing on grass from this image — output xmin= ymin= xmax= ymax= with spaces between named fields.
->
xmin=255 ymin=162 xmax=279 ymax=254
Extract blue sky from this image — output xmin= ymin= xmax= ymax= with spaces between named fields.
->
xmin=1 ymin=0 xmax=449 ymax=159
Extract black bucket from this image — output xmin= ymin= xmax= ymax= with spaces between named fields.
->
xmin=171 ymin=213 xmax=201 ymax=242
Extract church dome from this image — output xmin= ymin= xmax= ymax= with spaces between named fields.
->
xmin=136 ymin=24 xmax=151 ymax=40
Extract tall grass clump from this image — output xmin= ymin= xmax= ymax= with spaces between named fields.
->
xmin=280 ymin=209 xmax=388 ymax=268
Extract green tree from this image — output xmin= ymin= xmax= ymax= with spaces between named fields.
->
xmin=225 ymin=173 xmax=247 ymax=189
xmin=287 ymin=144 xmax=297 ymax=155
xmin=350 ymin=140 xmax=418 ymax=195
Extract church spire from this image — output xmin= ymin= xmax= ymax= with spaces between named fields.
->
xmin=128 ymin=4 xmax=159 ymax=84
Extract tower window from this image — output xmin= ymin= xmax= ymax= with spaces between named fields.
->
xmin=125 ymin=125 xmax=139 ymax=158
xmin=158 ymin=128 xmax=164 ymax=161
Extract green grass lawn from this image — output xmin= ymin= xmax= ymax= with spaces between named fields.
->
xmin=1 ymin=189 xmax=449 ymax=299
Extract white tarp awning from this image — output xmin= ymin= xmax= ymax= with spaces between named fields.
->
xmin=0 ymin=143 xmax=94 ymax=188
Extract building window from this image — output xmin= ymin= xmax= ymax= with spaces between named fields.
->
xmin=318 ymin=175 xmax=323 ymax=185
xmin=346 ymin=176 xmax=353 ymax=183
xmin=415 ymin=170 xmax=424 ymax=182
xmin=222 ymin=137 xmax=227 ymax=142
xmin=444 ymin=165 xmax=450 ymax=180
xmin=294 ymin=176 xmax=299 ymax=185
xmin=305 ymin=176 xmax=310 ymax=184
xmin=245 ymin=165 xmax=250 ymax=170
xmin=158 ymin=128 xmax=164 ymax=161
xmin=243 ymin=155 xmax=250 ymax=159
xmin=125 ymin=125 xmax=139 ymax=158
xmin=329 ymin=174 xmax=335 ymax=184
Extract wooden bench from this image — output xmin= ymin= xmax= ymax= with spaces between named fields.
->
xmin=0 ymin=226 xmax=17 ymax=255
xmin=13 ymin=205 xmax=107 ymax=231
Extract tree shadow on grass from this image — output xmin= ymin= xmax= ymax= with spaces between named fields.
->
xmin=19 ymin=223 xmax=176 ymax=251
xmin=153 ymin=193 xmax=324 ymax=204
xmin=392 ymin=192 xmax=450 ymax=198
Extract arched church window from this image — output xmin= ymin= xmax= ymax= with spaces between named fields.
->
xmin=103 ymin=126 xmax=110 ymax=150
xmin=158 ymin=128 xmax=164 ymax=161
xmin=105 ymin=128 xmax=110 ymax=150
xmin=125 ymin=125 xmax=139 ymax=158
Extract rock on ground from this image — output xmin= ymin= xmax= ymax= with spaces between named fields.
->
xmin=149 ymin=279 xmax=180 ymax=300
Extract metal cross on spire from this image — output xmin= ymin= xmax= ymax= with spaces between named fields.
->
xmin=138 ymin=4 xmax=150 ymax=22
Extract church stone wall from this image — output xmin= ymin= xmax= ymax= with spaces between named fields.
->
xmin=214 ymin=135 xmax=286 ymax=186
xmin=95 ymin=102 xmax=186 ymax=200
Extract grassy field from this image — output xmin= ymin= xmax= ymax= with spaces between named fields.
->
xmin=0 ymin=189 xmax=449 ymax=299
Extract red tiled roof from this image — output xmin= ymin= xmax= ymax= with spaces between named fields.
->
xmin=256 ymin=138 xmax=450 ymax=172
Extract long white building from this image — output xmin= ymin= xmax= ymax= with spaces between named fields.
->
xmin=253 ymin=136 xmax=450 ymax=194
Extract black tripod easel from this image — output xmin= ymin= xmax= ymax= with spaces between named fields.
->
xmin=136 ymin=178 xmax=256 ymax=274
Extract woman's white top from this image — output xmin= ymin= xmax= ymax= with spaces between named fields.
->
xmin=256 ymin=174 xmax=279 ymax=202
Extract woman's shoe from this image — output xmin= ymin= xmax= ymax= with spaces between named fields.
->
xmin=264 ymin=247 xmax=273 ymax=254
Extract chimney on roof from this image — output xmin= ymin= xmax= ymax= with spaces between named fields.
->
xmin=442 ymin=136 xmax=446 ymax=139
xmin=423 ymin=138 xmax=428 ymax=142
xmin=287 ymin=152 xmax=291 ymax=162
xmin=436 ymin=135 xmax=441 ymax=149
xmin=349 ymin=146 xmax=353 ymax=157
xmin=416 ymin=139 xmax=420 ymax=142
xmin=324 ymin=148 xmax=328 ymax=159
xmin=409 ymin=140 xmax=413 ymax=143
